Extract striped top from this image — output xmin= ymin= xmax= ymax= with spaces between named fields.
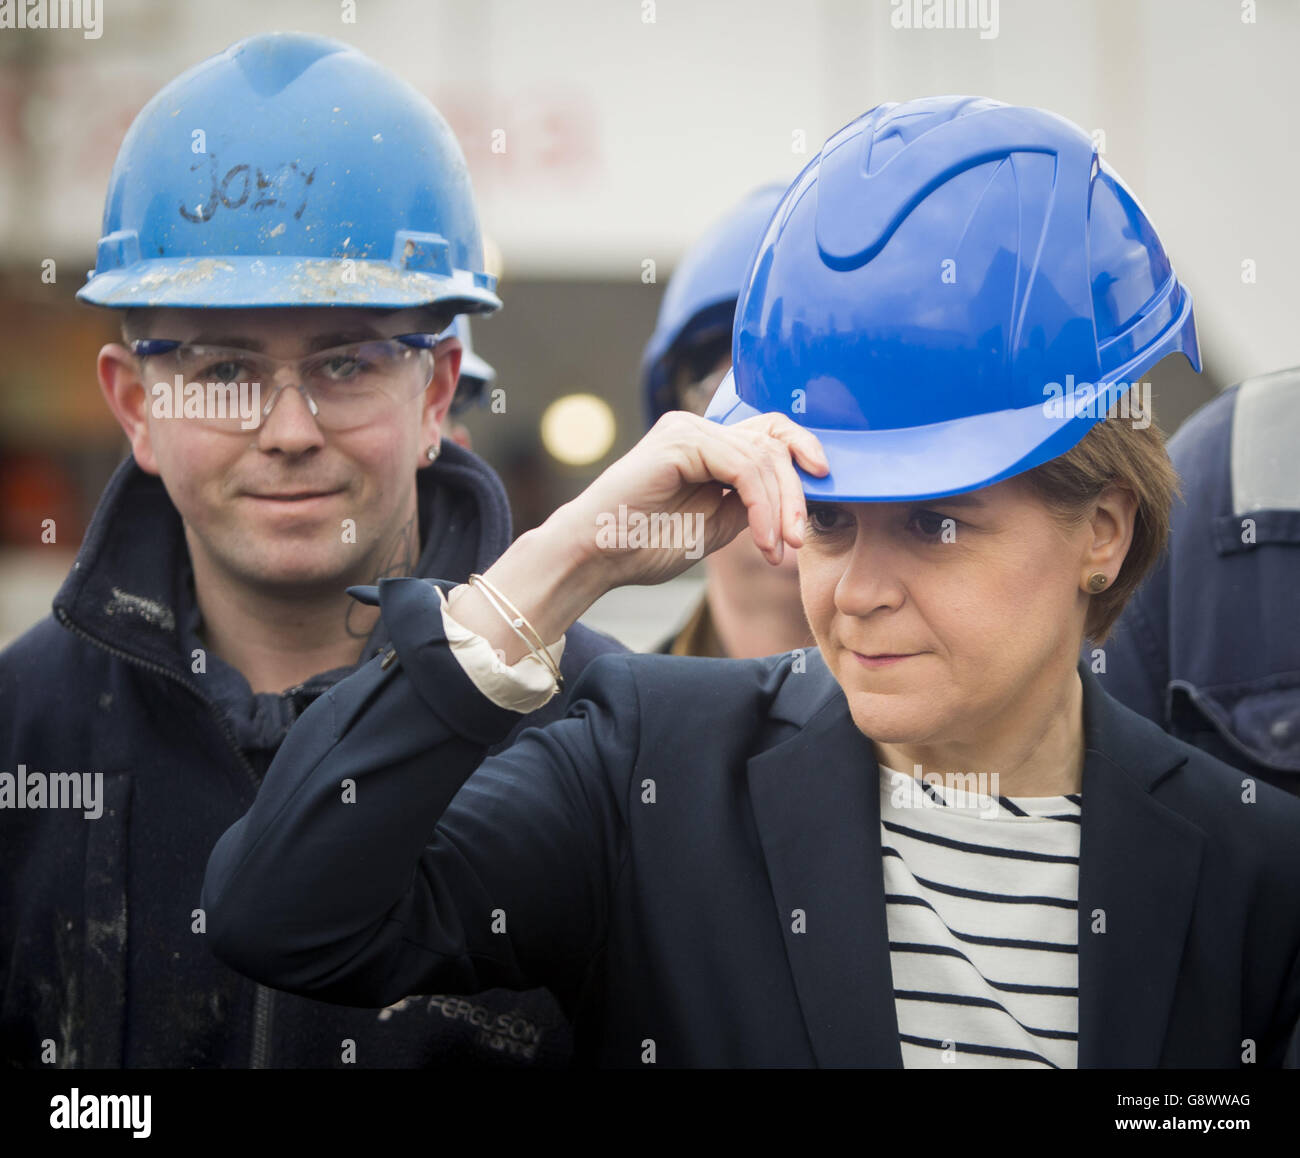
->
xmin=878 ymin=764 xmax=1081 ymax=1069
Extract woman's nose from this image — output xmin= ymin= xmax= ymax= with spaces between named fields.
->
xmin=833 ymin=533 xmax=908 ymax=617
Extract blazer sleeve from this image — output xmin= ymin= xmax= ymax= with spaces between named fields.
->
xmin=1279 ymin=938 xmax=1300 ymax=1068
xmin=203 ymin=577 xmax=639 ymax=1009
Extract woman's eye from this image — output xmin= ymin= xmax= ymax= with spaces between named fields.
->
xmin=908 ymin=509 xmax=951 ymax=539
xmin=805 ymin=506 xmax=844 ymax=533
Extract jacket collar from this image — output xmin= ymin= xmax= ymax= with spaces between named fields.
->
xmin=748 ymin=649 xmax=1202 ymax=1067
xmin=51 ymin=441 xmax=515 ymax=677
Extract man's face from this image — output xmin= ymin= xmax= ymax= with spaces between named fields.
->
xmin=797 ymin=480 xmax=1093 ymax=748
xmin=104 ymin=306 xmax=458 ymax=596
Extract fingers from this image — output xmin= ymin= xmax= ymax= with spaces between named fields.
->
xmin=673 ymin=411 xmax=829 ymax=565
xmin=737 ymin=414 xmax=829 ymax=562
xmin=753 ymin=412 xmax=831 ymax=480
xmin=708 ymin=489 xmax=756 ymax=555
xmin=701 ymin=434 xmax=785 ymax=563
xmin=742 ymin=431 xmax=794 ymax=563
xmin=635 ymin=410 xmax=830 ymax=567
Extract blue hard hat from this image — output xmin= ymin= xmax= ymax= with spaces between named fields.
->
xmin=78 ymin=32 xmax=499 ymax=314
xmin=641 ymin=184 xmax=786 ymax=426
xmin=705 ymin=96 xmax=1201 ymax=501
xmin=443 ymin=316 xmax=497 ymax=416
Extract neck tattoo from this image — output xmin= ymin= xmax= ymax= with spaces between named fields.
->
xmin=344 ymin=511 xmax=419 ymax=641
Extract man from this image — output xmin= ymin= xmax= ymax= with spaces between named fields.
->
xmin=1098 ymin=369 xmax=1300 ymax=796
xmin=640 ymin=185 xmax=813 ymax=658
xmin=0 ymin=32 xmax=623 ymax=1069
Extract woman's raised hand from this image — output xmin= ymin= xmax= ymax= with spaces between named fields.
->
xmin=549 ymin=409 xmax=830 ymax=588
xmin=451 ymin=410 xmax=829 ymax=658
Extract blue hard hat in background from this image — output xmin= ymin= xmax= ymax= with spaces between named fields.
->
xmin=640 ymin=184 xmax=786 ymax=426
xmin=443 ymin=316 xmax=497 ymax=416
xmin=706 ymin=96 xmax=1201 ymax=501
xmin=78 ymin=32 xmax=499 ymax=314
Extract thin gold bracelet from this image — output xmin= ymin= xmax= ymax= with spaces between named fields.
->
xmin=468 ymin=573 xmax=562 ymax=674
xmin=465 ymin=574 xmax=564 ymax=689
xmin=465 ymin=580 xmax=540 ymax=673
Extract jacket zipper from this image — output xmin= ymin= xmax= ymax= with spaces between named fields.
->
xmin=54 ymin=608 xmax=262 ymax=792
xmin=54 ymin=607 xmax=276 ymax=1067
xmin=250 ymin=985 xmax=275 ymax=1069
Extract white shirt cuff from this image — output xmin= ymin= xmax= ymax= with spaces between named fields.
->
xmin=435 ymin=584 xmax=566 ymax=713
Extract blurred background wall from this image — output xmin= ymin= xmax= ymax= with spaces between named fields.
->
xmin=0 ymin=0 xmax=1293 ymax=646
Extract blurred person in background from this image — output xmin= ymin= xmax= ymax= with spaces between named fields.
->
xmin=204 ymin=98 xmax=1300 ymax=1068
xmin=1098 ymin=369 xmax=1300 ymax=796
xmin=0 ymin=32 xmax=624 ymax=1070
xmin=640 ymin=185 xmax=813 ymax=658
xmin=441 ymin=315 xmax=495 ymax=451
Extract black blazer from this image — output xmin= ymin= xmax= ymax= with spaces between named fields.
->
xmin=204 ymin=577 xmax=1300 ymax=1068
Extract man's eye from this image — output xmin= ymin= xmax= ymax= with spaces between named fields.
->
xmin=319 ymin=356 xmax=365 ymax=381
xmin=197 ymin=360 xmax=250 ymax=382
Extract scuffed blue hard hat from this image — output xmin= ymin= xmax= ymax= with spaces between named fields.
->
xmin=78 ymin=32 xmax=499 ymax=314
xmin=705 ymin=96 xmax=1200 ymax=501
xmin=641 ymin=184 xmax=786 ymax=426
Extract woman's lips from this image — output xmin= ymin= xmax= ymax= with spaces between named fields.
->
xmin=851 ymin=650 xmax=922 ymax=669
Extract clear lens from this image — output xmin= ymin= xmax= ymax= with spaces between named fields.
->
xmin=169 ymin=347 xmax=269 ymax=387
xmin=302 ymin=341 xmax=431 ymax=429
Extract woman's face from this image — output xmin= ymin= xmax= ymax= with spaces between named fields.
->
xmin=798 ymin=479 xmax=1111 ymax=749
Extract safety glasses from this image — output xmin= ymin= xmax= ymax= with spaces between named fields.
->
xmin=131 ymin=333 xmax=442 ymax=432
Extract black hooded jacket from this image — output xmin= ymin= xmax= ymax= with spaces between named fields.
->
xmin=0 ymin=442 xmax=626 ymax=1068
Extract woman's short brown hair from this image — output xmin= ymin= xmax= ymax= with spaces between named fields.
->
xmin=1015 ymin=401 xmax=1181 ymax=645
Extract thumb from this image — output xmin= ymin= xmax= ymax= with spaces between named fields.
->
xmin=701 ymin=490 xmax=756 ymax=557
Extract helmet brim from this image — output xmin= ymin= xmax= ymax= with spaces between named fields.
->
xmin=706 ymin=328 xmax=1200 ymax=502
xmin=76 ymin=255 xmax=501 ymax=313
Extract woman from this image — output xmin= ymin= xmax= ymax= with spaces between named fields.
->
xmin=204 ymin=97 xmax=1300 ymax=1068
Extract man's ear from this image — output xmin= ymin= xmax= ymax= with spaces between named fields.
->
xmin=419 ymin=338 xmax=462 ymax=451
xmin=98 ymin=343 xmax=160 ymax=475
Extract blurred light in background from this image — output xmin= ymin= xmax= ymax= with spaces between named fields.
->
xmin=540 ymin=393 xmax=616 ymax=465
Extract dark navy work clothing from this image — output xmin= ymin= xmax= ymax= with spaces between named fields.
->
xmin=0 ymin=442 xmax=626 ymax=1068
xmin=1098 ymin=372 xmax=1300 ymax=795
xmin=205 ymin=576 xmax=1300 ymax=1067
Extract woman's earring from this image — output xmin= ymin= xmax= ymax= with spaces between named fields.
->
xmin=1086 ymin=571 xmax=1109 ymax=593
xmin=426 ymin=444 xmax=440 ymax=463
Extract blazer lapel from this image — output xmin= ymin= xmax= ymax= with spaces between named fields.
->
xmin=747 ymin=658 xmax=902 ymax=1068
xmin=1076 ymin=664 xmax=1206 ymax=1067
